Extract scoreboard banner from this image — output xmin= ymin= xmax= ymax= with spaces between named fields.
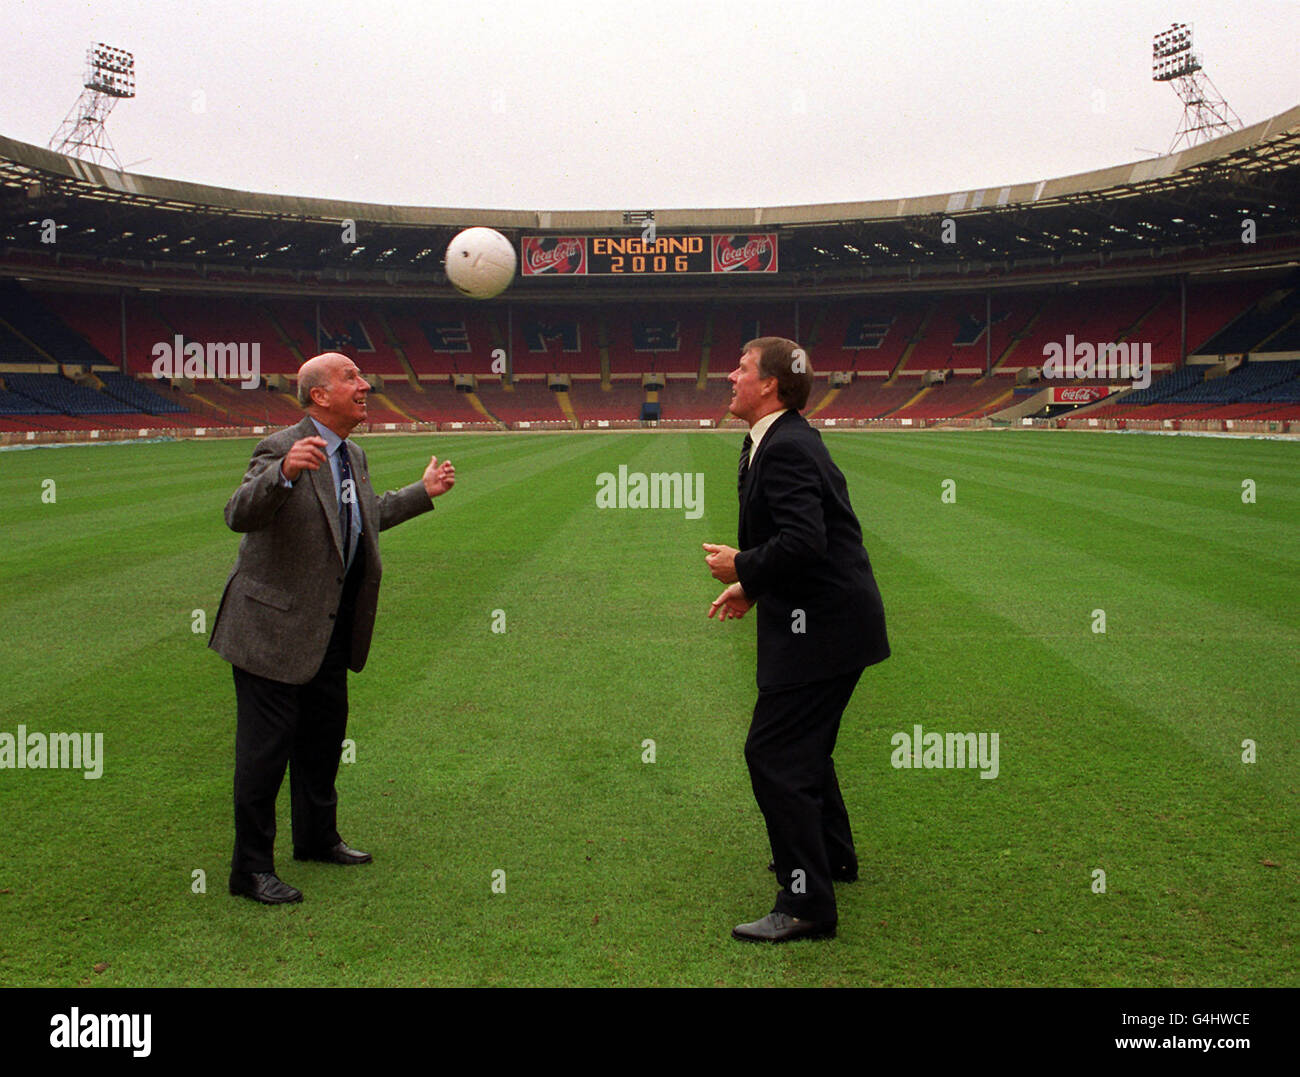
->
xmin=1051 ymin=386 xmax=1112 ymax=404
xmin=520 ymin=233 xmax=777 ymax=276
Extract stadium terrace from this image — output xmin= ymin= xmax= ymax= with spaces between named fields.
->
xmin=0 ymin=102 xmax=1297 ymax=442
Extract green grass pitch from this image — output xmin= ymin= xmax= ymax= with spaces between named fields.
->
xmin=0 ymin=429 xmax=1295 ymax=987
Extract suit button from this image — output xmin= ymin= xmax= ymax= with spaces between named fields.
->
xmin=328 ymin=613 xmax=336 ymax=620
xmin=336 ymin=577 xmax=343 ymax=584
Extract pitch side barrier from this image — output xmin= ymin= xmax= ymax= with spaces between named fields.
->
xmin=1048 ymin=416 xmax=1295 ymax=435
xmin=4 ymin=416 xmax=1293 ymax=447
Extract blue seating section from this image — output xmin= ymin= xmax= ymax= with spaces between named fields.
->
xmin=0 ymin=280 xmax=109 ymax=368
xmin=1253 ymin=370 xmax=1300 ymax=402
xmin=1122 ymin=364 xmax=1203 ymax=406
xmin=98 ymin=371 xmax=188 ymax=414
xmin=0 ymin=385 xmax=59 ymax=414
xmin=2 ymin=372 xmax=134 ymax=414
xmin=1168 ymin=360 xmax=1300 ymax=405
xmin=1199 ymin=287 xmax=1300 ymax=354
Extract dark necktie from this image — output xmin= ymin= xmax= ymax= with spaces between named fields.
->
xmin=738 ymin=434 xmax=753 ymax=494
xmin=337 ymin=443 xmax=356 ymax=569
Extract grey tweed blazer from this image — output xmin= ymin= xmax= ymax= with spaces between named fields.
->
xmin=209 ymin=416 xmax=433 ymax=684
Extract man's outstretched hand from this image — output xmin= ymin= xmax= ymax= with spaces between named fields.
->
xmin=423 ymin=456 xmax=456 ymax=499
xmin=708 ymin=582 xmax=752 ymax=621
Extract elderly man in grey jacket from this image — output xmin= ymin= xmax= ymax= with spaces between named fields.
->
xmin=210 ymin=352 xmax=455 ymax=904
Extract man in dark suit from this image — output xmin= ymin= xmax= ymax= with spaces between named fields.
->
xmin=210 ymin=352 xmax=455 ymax=905
xmin=705 ymin=337 xmax=889 ymax=942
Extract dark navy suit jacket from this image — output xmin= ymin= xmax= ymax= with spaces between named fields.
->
xmin=733 ymin=410 xmax=889 ymax=690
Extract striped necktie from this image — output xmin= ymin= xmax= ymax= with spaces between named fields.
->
xmin=337 ymin=442 xmax=357 ymax=569
xmin=738 ymin=433 xmax=753 ymax=494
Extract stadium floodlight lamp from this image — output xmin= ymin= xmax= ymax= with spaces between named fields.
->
xmin=87 ymin=43 xmax=136 ymax=97
xmin=622 ymin=210 xmax=655 ymax=227
xmin=48 ymin=42 xmax=135 ymax=169
xmin=1152 ymin=23 xmax=1199 ymax=82
xmin=1151 ymin=22 xmax=1242 ymax=153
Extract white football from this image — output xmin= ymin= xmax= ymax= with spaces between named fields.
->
xmin=444 ymin=227 xmax=517 ymax=299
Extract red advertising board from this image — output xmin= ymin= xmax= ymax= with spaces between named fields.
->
xmin=520 ymin=236 xmax=587 ymax=276
xmin=1052 ymin=386 xmax=1111 ymax=405
xmin=712 ymin=233 xmax=778 ymax=273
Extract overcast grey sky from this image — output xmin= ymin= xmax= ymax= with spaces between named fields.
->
xmin=2 ymin=0 xmax=1297 ymax=210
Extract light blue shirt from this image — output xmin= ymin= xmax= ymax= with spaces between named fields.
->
xmin=306 ymin=417 xmax=362 ymax=567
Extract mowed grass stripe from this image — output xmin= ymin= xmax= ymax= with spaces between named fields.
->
xmin=354 ymin=433 xmax=759 ymax=936
xmin=0 ymin=431 xmax=1294 ymax=987
xmin=823 ymin=437 xmax=1296 ymax=985
xmin=830 ymin=432 xmax=1297 ymax=628
xmin=830 ymin=430 xmax=1297 ymax=553
xmin=828 ymin=433 xmax=1297 ymax=765
xmin=186 ymin=431 xmax=762 ymax=985
xmin=0 ymin=446 xmax=251 ymax=711
xmin=833 ymin=432 xmax=1298 ymax=554
xmin=863 ymin=428 xmax=1300 ymax=495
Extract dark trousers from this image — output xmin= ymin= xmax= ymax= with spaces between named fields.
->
xmin=744 ymin=667 xmax=864 ymax=923
xmin=230 ymin=550 xmax=363 ymax=877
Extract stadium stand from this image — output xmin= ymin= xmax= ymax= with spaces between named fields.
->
xmin=4 ymin=371 xmax=135 ymax=414
xmin=0 ymin=280 xmax=111 ymax=368
xmin=474 ymin=378 xmax=566 ymax=425
xmin=895 ymin=377 xmax=1015 ymax=420
xmin=1 ymin=104 xmax=1297 ymax=438
xmin=568 ymin=379 xmax=646 ymax=422
xmin=658 ymin=378 xmax=732 ymax=422
xmin=509 ymin=305 xmax=602 ymax=375
xmin=96 ymin=371 xmax=189 ymax=415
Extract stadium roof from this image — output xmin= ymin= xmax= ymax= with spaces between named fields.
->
xmin=1 ymin=103 xmax=1298 ymax=297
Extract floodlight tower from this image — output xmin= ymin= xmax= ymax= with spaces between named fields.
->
xmin=1152 ymin=23 xmax=1242 ymax=154
xmin=49 ymin=43 xmax=136 ymax=170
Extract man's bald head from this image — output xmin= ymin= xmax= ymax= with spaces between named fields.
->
xmin=297 ymin=352 xmax=350 ymax=408
xmin=297 ymin=352 xmax=370 ymax=438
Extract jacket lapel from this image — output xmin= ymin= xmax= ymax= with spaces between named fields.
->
xmin=302 ymin=420 xmax=345 ymax=566
xmin=740 ymin=410 xmax=796 ymax=517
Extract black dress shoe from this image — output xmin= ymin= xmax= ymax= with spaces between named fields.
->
xmin=731 ymin=912 xmax=836 ymax=942
xmin=293 ymin=841 xmax=372 ymax=865
xmin=766 ymin=860 xmax=859 ymax=882
xmin=229 ymin=872 xmax=302 ymax=905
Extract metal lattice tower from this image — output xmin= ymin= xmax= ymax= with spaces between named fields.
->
xmin=1152 ymin=23 xmax=1242 ymax=154
xmin=49 ymin=43 xmax=135 ymax=170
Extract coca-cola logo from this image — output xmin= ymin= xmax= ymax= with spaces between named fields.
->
xmin=523 ymin=237 xmax=585 ymax=275
xmin=1059 ymin=387 xmax=1105 ymax=403
xmin=713 ymin=234 xmax=776 ymax=272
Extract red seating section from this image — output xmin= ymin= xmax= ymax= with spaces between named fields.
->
xmin=9 ymin=280 xmax=1289 ymax=429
